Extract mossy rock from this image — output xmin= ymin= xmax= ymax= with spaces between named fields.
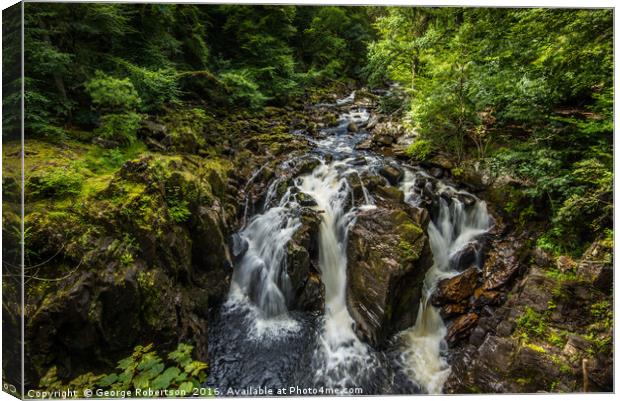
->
xmin=346 ymin=207 xmax=433 ymax=347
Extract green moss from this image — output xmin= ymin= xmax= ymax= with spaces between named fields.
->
xmin=405 ymin=139 xmax=433 ymax=161
xmin=548 ymin=330 xmax=567 ymax=348
xmin=524 ymin=343 xmax=546 ymax=353
xmin=398 ymin=222 xmax=424 ymax=242
xmin=254 ymin=133 xmax=296 ymax=144
xmin=515 ymin=377 xmax=532 ymax=386
xmin=515 ymin=307 xmax=547 ymax=341
xmin=549 ymin=354 xmax=572 ymax=376
xmin=398 ymin=240 xmax=421 ymax=262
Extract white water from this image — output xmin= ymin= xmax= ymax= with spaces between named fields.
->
xmin=297 ymin=161 xmax=376 ymax=388
xmin=398 ymin=174 xmax=491 ymax=393
xmin=229 ymin=188 xmax=302 ymax=336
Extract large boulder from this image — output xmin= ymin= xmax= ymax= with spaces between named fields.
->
xmin=286 ymin=208 xmax=324 ymax=311
xmin=346 ymin=207 xmax=433 ymax=348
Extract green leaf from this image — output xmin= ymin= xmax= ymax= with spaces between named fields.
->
xmin=179 ymin=381 xmax=194 ymax=394
xmin=98 ymin=373 xmax=119 ymax=387
xmin=151 ymin=367 xmax=181 ymax=390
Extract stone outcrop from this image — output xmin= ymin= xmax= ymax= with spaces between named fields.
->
xmin=22 ymin=150 xmax=236 ymax=386
xmin=444 ymin=264 xmax=613 ymax=393
xmin=346 ymin=207 xmax=433 ymax=348
xmin=286 ymin=208 xmax=324 ymax=311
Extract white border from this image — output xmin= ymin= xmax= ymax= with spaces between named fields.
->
xmin=0 ymin=2 xmax=617 ymax=401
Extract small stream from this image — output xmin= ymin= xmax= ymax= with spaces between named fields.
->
xmin=206 ymin=93 xmax=491 ymax=395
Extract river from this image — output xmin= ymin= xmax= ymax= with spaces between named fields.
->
xmin=206 ymin=92 xmax=491 ymax=395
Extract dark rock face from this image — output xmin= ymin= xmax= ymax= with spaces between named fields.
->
xmin=286 ymin=209 xmax=324 ymax=311
xmin=482 ymin=237 xmax=527 ymax=290
xmin=346 ymin=207 xmax=433 ymax=348
xmin=379 ymin=164 xmax=404 ymax=185
xmin=24 ymin=155 xmax=235 ymax=385
xmin=449 ymin=242 xmax=482 ymax=271
xmin=446 ymin=313 xmax=479 ymax=346
xmin=577 ymin=240 xmax=613 ymax=293
xmin=444 ymin=266 xmax=613 ymax=393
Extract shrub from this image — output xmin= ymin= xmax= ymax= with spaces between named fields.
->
xmin=85 ymin=71 xmax=141 ymax=112
xmin=86 ymin=71 xmax=144 ymax=145
xmin=219 ymin=69 xmax=268 ymax=110
xmin=405 ymin=138 xmax=433 ymax=161
xmin=95 ymin=112 xmax=143 ymax=145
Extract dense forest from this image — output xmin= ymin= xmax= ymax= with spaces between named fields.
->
xmin=2 ymin=3 xmax=613 ymax=396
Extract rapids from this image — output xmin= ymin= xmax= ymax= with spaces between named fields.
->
xmin=206 ymin=92 xmax=491 ymax=394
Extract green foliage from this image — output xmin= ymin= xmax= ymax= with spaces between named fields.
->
xmin=24 ymin=3 xmax=376 ymax=133
xmin=167 ymin=198 xmax=191 ymax=223
xmin=95 ymin=112 xmax=143 ymax=145
xmin=85 ymin=71 xmax=143 ymax=144
xmin=367 ymin=7 xmax=612 ymax=250
xmin=405 ymin=139 xmax=433 ymax=161
xmin=85 ymin=71 xmax=141 ymax=112
xmin=590 ymin=300 xmax=612 ymax=330
xmin=39 ymin=343 xmax=208 ymax=396
xmin=218 ymin=69 xmax=268 ymax=109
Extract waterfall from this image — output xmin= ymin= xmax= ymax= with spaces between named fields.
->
xmin=398 ymin=174 xmax=491 ymax=393
xmin=297 ymin=161 xmax=377 ymax=388
xmin=228 ymin=188 xmax=303 ymax=336
xmin=212 ymin=92 xmax=492 ymax=394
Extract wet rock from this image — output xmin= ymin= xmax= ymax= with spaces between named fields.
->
xmin=356 ymin=138 xmax=373 ymax=150
xmin=230 ymin=233 xmax=249 ymax=262
xmin=286 ymin=209 xmax=323 ymax=311
xmin=440 ymin=303 xmax=468 ymax=319
xmin=471 ymin=288 xmax=503 ymax=308
xmin=449 ymin=242 xmax=481 ymax=271
xmin=482 ymin=238 xmax=525 ymax=290
xmin=346 ymin=208 xmax=433 ymax=348
xmin=379 ymin=165 xmax=404 ymax=185
xmin=360 ymin=173 xmax=385 ymax=191
xmin=294 ymin=158 xmax=321 ymax=176
xmin=432 ymin=267 xmax=479 ymax=305
xmin=446 ymin=313 xmax=479 ymax=346
xmin=366 ymin=115 xmax=379 ymax=130
xmin=376 ymin=185 xmax=404 ymax=202
xmin=429 ymin=167 xmax=444 ymax=179
xmin=406 ymin=205 xmax=429 ymax=228
xmin=347 ymin=122 xmax=359 ymax=132
xmin=374 ymin=134 xmax=394 ymax=146
xmin=296 ymin=192 xmax=318 ymax=207
xmin=457 ymin=193 xmax=478 ymax=207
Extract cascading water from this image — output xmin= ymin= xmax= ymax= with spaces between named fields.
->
xmin=397 ymin=174 xmax=491 ymax=393
xmin=207 ymin=91 xmax=492 ymax=395
xmin=297 ymin=161 xmax=383 ymax=390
